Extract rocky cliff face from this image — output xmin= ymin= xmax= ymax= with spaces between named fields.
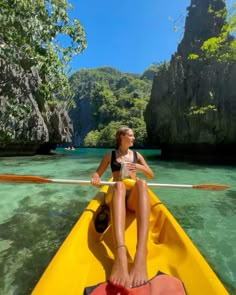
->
xmin=0 ymin=59 xmax=72 ymax=156
xmin=145 ymin=0 xmax=236 ymax=161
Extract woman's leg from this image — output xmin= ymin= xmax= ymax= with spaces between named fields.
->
xmin=126 ymin=179 xmax=150 ymax=287
xmin=109 ymin=181 xmax=131 ymax=288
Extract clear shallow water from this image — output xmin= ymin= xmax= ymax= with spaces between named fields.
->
xmin=0 ymin=148 xmax=235 ymax=295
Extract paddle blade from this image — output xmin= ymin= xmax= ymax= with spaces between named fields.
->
xmin=0 ymin=174 xmax=51 ymax=184
xmin=192 ymin=184 xmax=230 ymax=191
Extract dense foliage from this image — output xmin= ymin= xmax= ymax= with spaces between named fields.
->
xmin=0 ymin=0 xmax=86 ymax=101
xmin=189 ymin=2 xmax=236 ymax=62
xmin=69 ymin=66 xmax=160 ymax=147
xmin=186 ymin=1 xmax=236 ymax=120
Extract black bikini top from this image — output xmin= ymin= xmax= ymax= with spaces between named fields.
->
xmin=110 ymin=150 xmax=138 ymax=172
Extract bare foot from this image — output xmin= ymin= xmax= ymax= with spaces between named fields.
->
xmin=129 ymin=251 xmax=148 ymax=287
xmin=109 ymin=246 xmax=131 ymax=288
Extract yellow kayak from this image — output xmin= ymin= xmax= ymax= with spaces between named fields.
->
xmin=31 ymin=179 xmax=229 ymax=295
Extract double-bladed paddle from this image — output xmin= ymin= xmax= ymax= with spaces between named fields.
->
xmin=0 ymin=174 xmax=229 ymax=190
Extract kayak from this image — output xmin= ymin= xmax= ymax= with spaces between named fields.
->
xmin=31 ymin=179 xmax=229 ymax=295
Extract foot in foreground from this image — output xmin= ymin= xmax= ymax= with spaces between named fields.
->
xmin=109 ymin=246 xmax=131 ymax=289
xmin=129 ymin=253 xmax=148 ymax=288
xmin=109 ymin=247 xmax=148 ymax=289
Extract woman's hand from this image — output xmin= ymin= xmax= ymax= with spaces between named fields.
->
xmin=124 ymin=162 xmax=137 ymax=180
xmin=125 ymin=162 xmax=137 ymax=173
xmin=91 ymin=172 xmax=101 ymax=187
xmin=126 ymin=161 xmax=153 ymax=179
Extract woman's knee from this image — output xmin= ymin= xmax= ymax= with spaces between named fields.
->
xmin=113 ymin=181 xmax=126 ymax=200
xmin=114 ymin=181 xmax=126 ymax=191
xmin=135 ymin=178 xmax=147 ymax=189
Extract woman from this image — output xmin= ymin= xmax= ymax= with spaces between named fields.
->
xmin=91 ymin=127 xmax=154 ymax=289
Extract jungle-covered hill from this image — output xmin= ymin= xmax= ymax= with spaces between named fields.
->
xmin=68 ymin=65 xmax=160 ymax=147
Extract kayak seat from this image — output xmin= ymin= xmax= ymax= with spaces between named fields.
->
xmin=94 ymin=205 xmax=110 ymax=233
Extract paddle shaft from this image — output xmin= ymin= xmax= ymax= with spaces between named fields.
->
xmin=0 ymin=174 xmax=229 ymax=190
xmin=52 ymin=179 xmax=193 ymax=188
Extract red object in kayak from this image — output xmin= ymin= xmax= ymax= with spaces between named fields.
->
xmin=84 ymin=272 xmax=187 ymax=295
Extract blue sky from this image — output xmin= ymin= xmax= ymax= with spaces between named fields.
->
xmin=66 ymin=0 xmax=230 ymax=75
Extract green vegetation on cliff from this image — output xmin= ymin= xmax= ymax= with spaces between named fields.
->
xmin=145 ymin=0 xmax=236 ymax=156
xmin=189 ymin=2 xmax=236 ymax=62
xmin=69 ymin=66 xmax=160 ymax=147
xmin=0 ymin=0 xmax=86 ymax=101
xmin=0 ymin=0 xmax=86 ymax=144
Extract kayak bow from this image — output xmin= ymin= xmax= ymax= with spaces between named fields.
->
xmin=31 ymin=179 xmax=229 ymax=295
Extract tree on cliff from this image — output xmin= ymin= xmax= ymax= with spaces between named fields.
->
xmin=0 ymin=0 xmax=86 ymax=101
xmin=189 ymin=2 xmax=236 ymax=62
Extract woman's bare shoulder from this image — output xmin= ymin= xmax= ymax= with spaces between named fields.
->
xmin=135 ymin=151 xmax=146 ymax=162
xmin=103 ymin=150 xmax=113 ymax=161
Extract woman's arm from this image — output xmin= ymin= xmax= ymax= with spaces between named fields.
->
xmin=125 ymin=152 xmax=154 ymax=179
xmin=91 ymin=151 xmax=111 ymax=186
xmin=137 ymin=152 xmax=154 ymax=179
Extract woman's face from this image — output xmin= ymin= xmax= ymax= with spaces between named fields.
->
xmin=121 ymin=129 xmax=135 ymax=147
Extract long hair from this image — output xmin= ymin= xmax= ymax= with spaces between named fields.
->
xmin=115 ymin=127 xmax=130 ymax=149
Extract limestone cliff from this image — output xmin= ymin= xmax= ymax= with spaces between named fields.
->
xmin=0 ymin=59 xmax=72 ymax=156
xmin=145 ymin=0 xmax=236 ymax=161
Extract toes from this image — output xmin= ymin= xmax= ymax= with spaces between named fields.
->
xmin=131 ymin=277 xmax=147 ymax=287
xmin=108 ymin=281 xmax=130 ymax=294
xmin=109 ymin=278 xmax=130 ymax=289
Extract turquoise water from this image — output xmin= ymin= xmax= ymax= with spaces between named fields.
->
xmin=0 ymin=148 xmax=235 ymax=295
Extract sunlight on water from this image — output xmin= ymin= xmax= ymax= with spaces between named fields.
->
xmin=0 ymin=148 xmax=235 ymax=294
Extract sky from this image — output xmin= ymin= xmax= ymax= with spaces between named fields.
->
xmin=66 ymin=0 xmax=231 ymax=75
